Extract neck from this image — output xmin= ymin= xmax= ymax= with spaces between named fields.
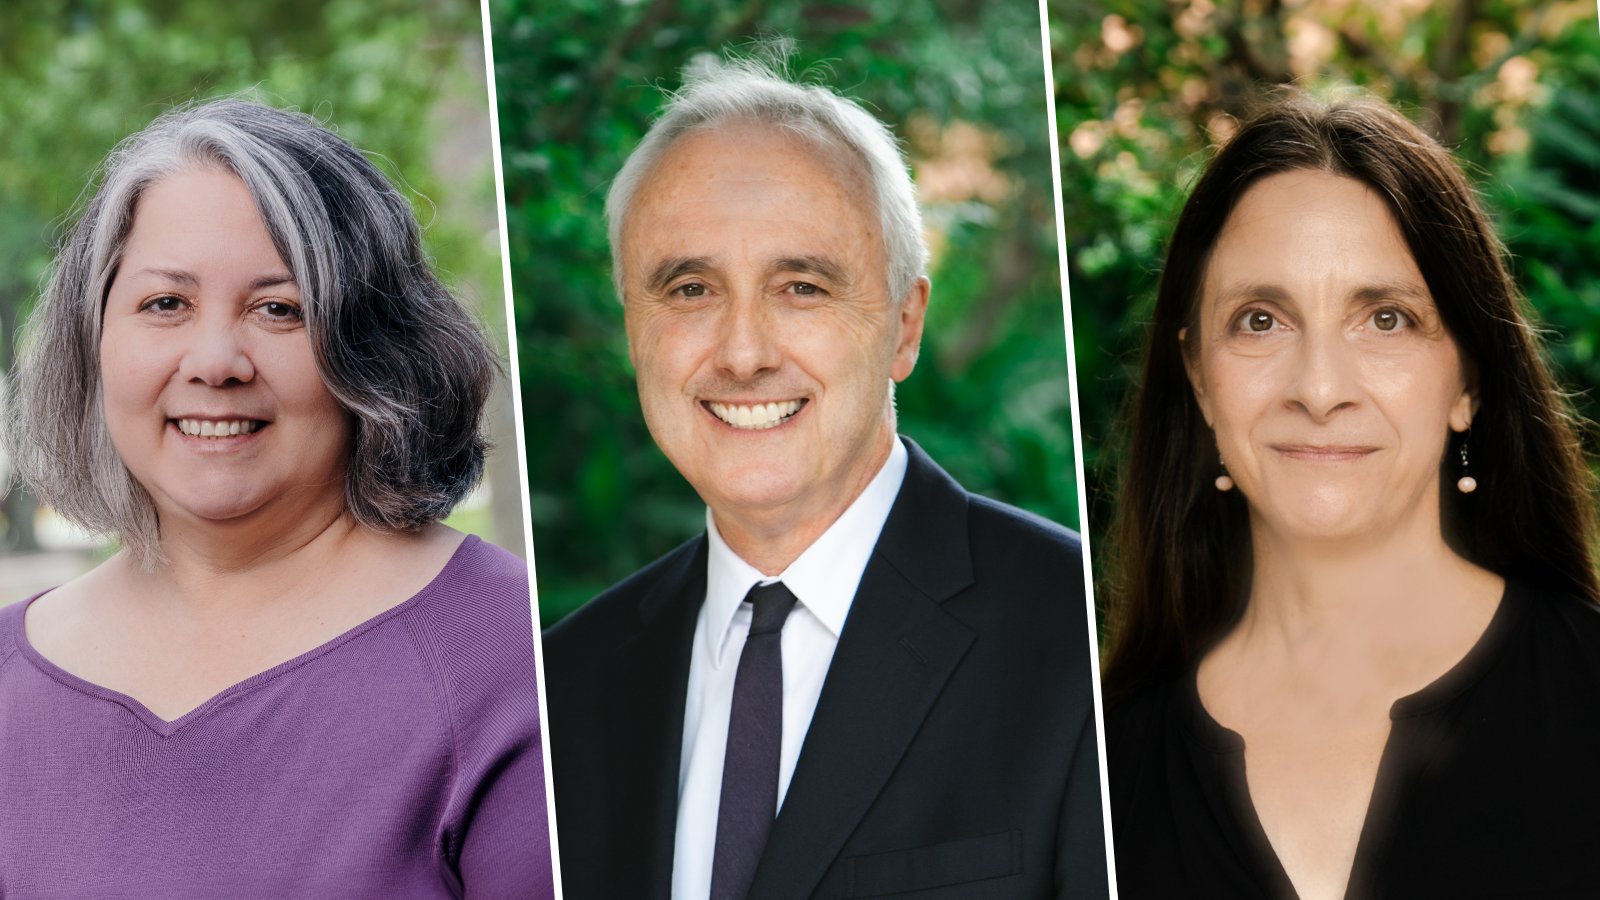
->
xmin=714 ymin=429 xmax=895 ymax=576
xmin=139 ymin=493 xmax=368 ymax=608
xmin=1231 ymin=510 xmax=1501 ymax=675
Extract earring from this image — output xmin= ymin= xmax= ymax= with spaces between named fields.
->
xmin=1457 ymin=441 xmax=1477 ymax=494
xmin=1215 ymin=455 xmax=1234 ymax=492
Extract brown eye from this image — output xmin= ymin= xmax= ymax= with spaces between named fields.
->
xmin=142 ymin=295 xmax=187 ymax=314
xmin=1246 ymin=310 xmax=1274 ymax=332
xmin=676 ymin=282 xmax=707 ymax=298
xmin=1373 ymin=308 xmax=1405 ymax=332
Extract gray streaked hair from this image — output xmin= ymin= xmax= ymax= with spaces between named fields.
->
xmin=2 ymin=98 xmax=496 ymax=566
xmin=605 ymin=44 xmax=929 ymax=301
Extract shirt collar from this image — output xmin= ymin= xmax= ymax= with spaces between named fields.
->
xmin=702 ymin=437 xmax=910 ymax=668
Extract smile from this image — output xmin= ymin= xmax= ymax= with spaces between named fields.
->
xmin=1272 ymin=444 xmax=1377 ymax=461
xmin=705 ymin=399 xmax=804 ymax=431
xmin=174 ymin=417 xmax=262 ymax=438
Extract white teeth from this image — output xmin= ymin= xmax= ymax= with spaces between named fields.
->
xmin=707 ymin=400 xmax=803 ymax=430
xmin=177 ymin=418 xmax=259 ymax=438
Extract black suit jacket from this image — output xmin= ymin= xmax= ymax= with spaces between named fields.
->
xmin=544 ymin=439 xmax=1108 ymax=898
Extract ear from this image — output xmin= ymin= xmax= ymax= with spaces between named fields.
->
xmin=1448 ymin=381 xmax=1478 ymax=433
xmin=1179 ymin=326 xmax=1214 ymax=427
xmin=890 ymin=276 xmax=930 ymax=383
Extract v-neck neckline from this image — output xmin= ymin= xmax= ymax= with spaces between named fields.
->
xmin=1179 ymin=579 xmax=1523 ymax=898
xmin=13 ymin=535 xmax=478 ymax=738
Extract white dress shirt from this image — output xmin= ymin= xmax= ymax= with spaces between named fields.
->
xmin=671 ymin=438 xmax=909 ymax=900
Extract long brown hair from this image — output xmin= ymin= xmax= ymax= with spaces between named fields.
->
xmin=1102 ymin=90 xmax=1599 ymax=704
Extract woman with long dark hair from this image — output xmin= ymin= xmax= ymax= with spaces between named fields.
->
xmin=1105 ymin=91 xmax=1600 ymax=897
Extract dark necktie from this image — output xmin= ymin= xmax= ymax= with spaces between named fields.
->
xmin=709 ymin=581 xmax=799 ymax=900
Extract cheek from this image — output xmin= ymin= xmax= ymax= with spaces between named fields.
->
xmin=1199 ymin=352 xmax=1275 ymax=434
xmin=256 ymin=338 xmax=348 ymax=441
xmin=280 ymin=356 xmax=343 ymax=421
xmin=628 ymin=312 xmax=710 ymax=388
xmin=98 ymin=329 xmax=176 ymax=418
xmin=788 ymin=324 xmax=878 ymax=400
xmin=288 ymin=372 xmax=354 ymax=461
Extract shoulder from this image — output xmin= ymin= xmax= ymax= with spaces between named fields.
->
xmin=895 ymin=439 xmax=1084 ymax=586
xmin=1103 ymin=681 xmax=1183 ymax=830
xmin=1508 ymin=579 xmax=1600 ymax=682
xmin=883 ymin=444 xmax=1090 ymax=672
xmin=0 ymin=596 xmax=26 ymax=666
xmin=1522 ymin=581 xmax=1600 ymax=633
xmin=542 ymin=535 xmax=703 ymax=659
xmin=966 ymin=492 xmax=1083 ymax=560
xmin=400 ymin=535 xmax=538 ymax=726
xmin=956 ymin=491 xmax=1086 ymax=609
xmin=408 ymin=535 xmax=533 ymax=641
xmin=1104 ymin=682 xmax=1171 ymax=761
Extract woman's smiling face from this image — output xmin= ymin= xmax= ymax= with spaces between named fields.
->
xmin=1183 ymin=170 xmax=1476 ymax=545
xmin=99 ymin=167 xmax=352 ymax=532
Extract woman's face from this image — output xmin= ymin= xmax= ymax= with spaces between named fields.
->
xmin=100 ymin=167 xmax=352 ymax=532
xmin=1183 ymin=170 xmax=1475 ymax=545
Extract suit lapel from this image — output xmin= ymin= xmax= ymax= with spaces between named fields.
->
xmin=605 ymin=538 xmax=705 ymax=898
xmin=748 ymin=440 xmax=978 ymax=898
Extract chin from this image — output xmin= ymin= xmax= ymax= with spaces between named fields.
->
xmin=156 ymin=485 xmax=272 ymax=524
xmin=1282 ymin=505 xmax=1376 ymax=542
xmin=700 ymin=463 xmax=811 ymax=520
xmin=1252 ymin=485 xmax=1377 ymax=542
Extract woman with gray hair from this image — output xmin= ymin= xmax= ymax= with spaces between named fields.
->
xmin=0 ymin=99 xmax=552 ymax=898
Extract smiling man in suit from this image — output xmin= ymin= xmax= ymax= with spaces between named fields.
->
xmin=543 ymin=52 xmax=1109 ymax=900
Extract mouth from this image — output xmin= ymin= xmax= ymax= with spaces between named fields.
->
xmin=171 ymin=417 xmax=267 ymax=439
xmin=1272 ymin=444 xmax=1378 ymax=462
xmin=703 ymin=399 xmax=806 ymax=431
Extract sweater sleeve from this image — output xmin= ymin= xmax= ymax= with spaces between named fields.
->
xmin=406 ymin=538 xmax=555 ymax=899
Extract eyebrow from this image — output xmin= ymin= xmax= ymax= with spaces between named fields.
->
xmin=641 ymin=254 xmax=852 ymax=295
xmin=643 ymin=257 xmax=714 ymax=295
xmin=773 ymin=255 xmax=849 ymax=285
xmin=132 ymin=267 xmax=296 ymax=291
xmin=1210 ymin=280 xmax=1431 ymax=307
xmin=1209 ymin=282 xmax=1292 ymax=307
xmin=1350 ymin=282 xmax=1432 ymax=304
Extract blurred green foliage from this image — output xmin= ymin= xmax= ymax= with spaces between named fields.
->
xmin=1050 ymin=0 xmax=1600 ymax=584
xmin=491 ymin=0 xmax=1079 ymax=624
xmin=0 ymin=0 xmax=522 ymax=558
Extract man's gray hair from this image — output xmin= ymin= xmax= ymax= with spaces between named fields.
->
xmin=2 ymin=98 xmax=496 ymax=567
xmin=605 ymin=48 xmax=930 ymax=301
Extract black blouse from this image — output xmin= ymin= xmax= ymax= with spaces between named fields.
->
xmin=1107 ymin=581 xmax=1600 ymax=898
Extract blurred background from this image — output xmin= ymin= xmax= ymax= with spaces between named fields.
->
xmin=1050 ymin=0 xmax=1600 ymax=593
xmin=490 ymin=0 xmax=1080 ymax=625
xmin=0 ymin=0 xmax=524 ymax=600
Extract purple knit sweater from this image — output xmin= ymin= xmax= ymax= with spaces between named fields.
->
xmin=0 ymin=535 xmax=553 ymax=899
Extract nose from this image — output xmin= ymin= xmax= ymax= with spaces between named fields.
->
xmin=711 ymin=289 xmax=782 ymax=381
xmin=1284 ymin=327 xmax=1360 ymax=421
xmin=176 ymin=313 xmax=256 ymax=386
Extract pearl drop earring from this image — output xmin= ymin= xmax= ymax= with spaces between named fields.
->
xmin=1215 ymin=455 xmax=1234 ymax=492
xmin=1457 ymin=441 xmax=1477 ymax=494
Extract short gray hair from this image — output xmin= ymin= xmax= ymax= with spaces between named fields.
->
xmin=605 ymin=47 xmax=929 ymax=301
xmin=2 ymin=98 xmax=496 ymax=566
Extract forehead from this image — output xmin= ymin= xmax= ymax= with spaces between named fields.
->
xmin=1203 ymin=170 xmax=1424 ymax=299
xmin=619 ymin=122 xmax=880 ymax=270
xmin=123 ymin=166 xmax=274 ymax=253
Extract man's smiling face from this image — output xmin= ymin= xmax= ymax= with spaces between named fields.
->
xmin=619 ymin=123 xmax=926 ymax=543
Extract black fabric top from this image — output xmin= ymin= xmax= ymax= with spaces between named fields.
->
xmin=1108 ymin=580 xmax=1600 ymax=898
